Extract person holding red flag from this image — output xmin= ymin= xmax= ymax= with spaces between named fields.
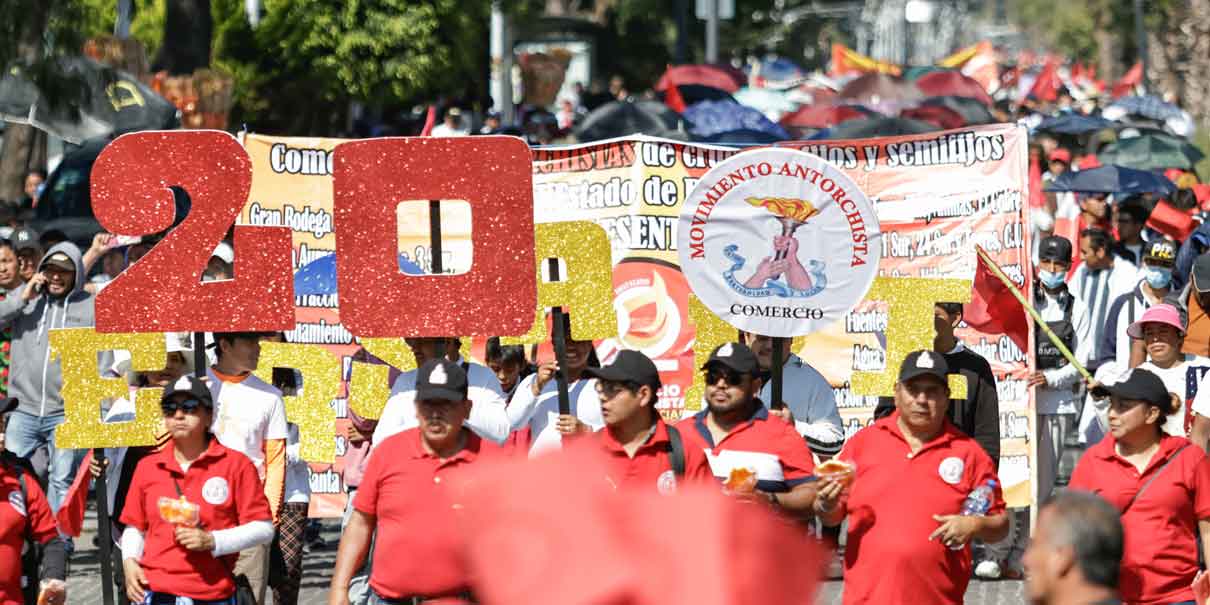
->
xmin=1029 ymin=236 xmax=1093 ymax=507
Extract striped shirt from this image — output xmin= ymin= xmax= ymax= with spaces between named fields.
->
xmin=1070 ymin=259 xmax=1139 ymax=367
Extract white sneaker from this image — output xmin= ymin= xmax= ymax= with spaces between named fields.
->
xmin=975 ymin=559 xmax=1002 ymax=580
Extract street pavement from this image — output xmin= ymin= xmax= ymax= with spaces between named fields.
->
xmin=67 ymin=515 xmax=1026 ymax=605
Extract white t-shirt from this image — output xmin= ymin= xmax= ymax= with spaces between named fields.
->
xmin=284 ymin=423 xmax=310 ymax=504
xmin=371 ymin=358 xmax=511 ymax=446
xmin=1140 ymin=355 xmax=1210 ymax=437
xmin=207 ymin=368 xmax=290 ymax=478
xmin=507 ymin=373 xmax=603 ymax=458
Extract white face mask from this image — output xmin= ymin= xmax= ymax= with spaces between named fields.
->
xmin=1039 ymin=270 xmax=1066 ymax=289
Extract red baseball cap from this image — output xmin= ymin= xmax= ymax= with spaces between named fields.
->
xmin=1048 ymin=148 xmax=1072 ymax=164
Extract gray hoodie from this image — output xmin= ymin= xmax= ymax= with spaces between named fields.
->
xmin=0 ymin=242 xmax=96 ymax=417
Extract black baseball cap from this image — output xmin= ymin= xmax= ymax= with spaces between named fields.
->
xmin=1090 ymin=368 xmax=1170 ymax=407
xmin=11 ymin=227 xmax=39 ymax=252
xmin=1192 ymin=254 xmax=1210 ymax=292
xmin=160 ymin=375 xmax=214 ymax=407
xmin=208 ymin=331 xmax=271 ymax=348
xmin=898 ymin=350 xmax=950 ymax=383
xmin=1038 ymin=236 xmax=1073 ymax=265
xmin=583 ymin=349 xmax=661 ymax=392
xmin=1142 ymin=240 xmax=1177 ymax=267
xmin=701 ymin=342 xmax=759 ymax=375
xmin=416 ymin=359 xmax=469 ymax=402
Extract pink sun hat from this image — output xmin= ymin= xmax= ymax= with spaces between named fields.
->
xmin=1127 ymin=303 xmax=1186 ymax=339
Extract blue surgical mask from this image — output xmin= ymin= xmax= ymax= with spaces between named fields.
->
xmin=1038 ymin=270 xmax=1066 ymax=290
xmin=1144 ymin=266 xmax=1173 ymax=289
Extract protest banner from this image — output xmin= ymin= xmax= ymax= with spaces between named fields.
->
xmin=532 ymin=125 xmax=1035 ymax=506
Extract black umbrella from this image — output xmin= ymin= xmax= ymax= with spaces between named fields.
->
xmin=810 ymin=117 xmax=938 ymax=140
xmin=0 ymin=56 xmax=179 ymax=144
xmin=1034 ymin=114 xmax=1114 ymax=135
xmin=574 ymin=100 xmax=685 ymax=142
xmin=920 ymin=96 xmax=996 ymax=125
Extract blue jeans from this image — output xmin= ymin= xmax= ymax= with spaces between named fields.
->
xmin=4 ymin=410 xmax=84 ymax=512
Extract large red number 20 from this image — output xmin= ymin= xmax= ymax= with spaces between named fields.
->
xmin=333 ymin=136 xmax=537 ymax=337
xmin=92 ymin=131 xmax=294 ymax=332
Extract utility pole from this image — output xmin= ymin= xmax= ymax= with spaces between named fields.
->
xmin=490 ymin=1 xmax=516 ymax=125
xmin=1132 ymin=0 xmax=1148 ymax=93
xmin=706 ymin=0 xmax=719 ymax=63
xmin=115 ymin=0 xmax=132 ymax=37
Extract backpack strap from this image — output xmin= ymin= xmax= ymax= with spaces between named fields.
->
xmin=16 ymin=467 xmax=32 ymax=544
xmin=665 ymin=425 xmax=685 ymax=478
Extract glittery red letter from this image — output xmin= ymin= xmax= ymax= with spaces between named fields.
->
xmin=91 ymin=131 xmax=294 ymax=332
xmin=332 ymin=136 xmax=536 ymax=337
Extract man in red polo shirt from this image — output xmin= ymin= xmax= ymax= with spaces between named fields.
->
xmin=329 ymin=359 xmax=504 ymax=605
xmin=578 ymin=350 xmax=712 ymax=492
xmin=815 ymin=350 xmax=1009 ymax=605
xmin=676 ymin=342 xmax=817 ymax=518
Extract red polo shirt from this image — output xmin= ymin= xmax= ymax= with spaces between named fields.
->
xmin=357 ymin=428 xmax=505 ymax=600
xmin=119 ymin=438 xmax=271 ymax=600
xmin=676 ymin=402 xmax=815 ymax=492
xmin=837 ymin=413 xmax=1004 ymax=605
xmin=0 ymin=464 xmax=58 ymax=605
xmin=581 ymin=419 xmax=714 ymax=493
xmin=1069 ymin=434 xmax=1210 ymax=605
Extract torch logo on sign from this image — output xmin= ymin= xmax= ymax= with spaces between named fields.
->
xmin=677 ymin=147 xmax=881 ymax=338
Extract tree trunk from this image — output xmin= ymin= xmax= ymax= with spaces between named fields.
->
xmin=152 ymin=0 xmax=212 ymax=76
xmin=1146 ymin=0 xmax=1210 ymax=130
xmin=0 ymin=0 xmax=50 ymax=202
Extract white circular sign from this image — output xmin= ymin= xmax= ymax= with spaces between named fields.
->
xmin=202 ymin=476 xmax=230 ymax=505
xmin=938 ymin=457 xmax=965 ymax=485
xmin=677 ymin=148 xmax=881 ymax=336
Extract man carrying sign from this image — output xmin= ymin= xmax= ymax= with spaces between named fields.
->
xmin=741 ymin=331 xmax=844 ymax=459
xmin=676 ymin=342 xmax=817 ymax=518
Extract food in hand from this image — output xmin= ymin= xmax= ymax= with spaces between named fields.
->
xmin=724 ymin=467 xmax=758 ymax=494
xmin=37 ymin=579 xmax=66 ymax=605
xmin=157 ymin=496 xmax=200 ymax=527
xmin=816 ymin=459 xmax=856 ymax=486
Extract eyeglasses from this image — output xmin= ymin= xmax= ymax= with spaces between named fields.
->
xmin=705 ymin=369 xmax=745 ymax=387
xmin=161 ymin=398 xmax=206 ymax=415
xmin=596 ymin=381 xmax=638 ymax=399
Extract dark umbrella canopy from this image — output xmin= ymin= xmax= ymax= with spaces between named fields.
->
xmin=697 ymin=129 xmax=786 ymax=145
xmin=914 ymin=71 xmax=994 ymax=106
xmin=574 ymin=100 xmax=683 ymax=142
xmin=779 ymin=104 xmax=878 ymax=129
xmin=900 ymin=105 xmax=967 ymax=129
xmin=1034 ymin=114 xmax=1114 ymax=135
xmin=656 ymin=64 xmax=744 ymax=93
xmin=663 ymin=84 xmax=736 ymax=107
xmin=295 ymin=253 xmax=424 ymax=296
xmin=684 ymin=100 xmax=788 ymax=140
xmin=838 ymin=73 xmax=921 ymax=105
xmin=810 ymin=117 xmax=937 ymax=140
xmin=920 ymin=96 xmax=996 ymax=125
xmin=0 ymin=56 xmax=178 ymax=144
xmin=1045 ymin=164 xmax=1176 ymax=195
xmin=1098 ymin=135 xmax=1205 ymax=170
xmin=1106 ymin=95 xmax=1186 ymax=122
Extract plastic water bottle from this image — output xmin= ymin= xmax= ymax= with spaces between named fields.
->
xmin=948 ymin=479 xmax=997 ymax=550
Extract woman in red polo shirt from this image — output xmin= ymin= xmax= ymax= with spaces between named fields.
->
xmin=119 ymin=376 xmax=274 ymax=605
xmin=1069 ymin=368 xmax=1210 ymax=605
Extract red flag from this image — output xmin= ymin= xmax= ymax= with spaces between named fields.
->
xmin=1026 ymin=58 xmax=1060 ymax=102
xmin=56 ymin=449 xmax=94 ymax=537
xmin=461 ymin=446 xmax=823 ymax=605
xmin=1028 ymin=153 xmax=1045 ymax=209
xmin=419 ymin=105 xmax=437 ymax=136
xmin=966 ymin=249 xmax=1029 ymax=352
xmin=1112 ymin=62 xmax=1143 ymax=99
xmin=1146 ymin=200 xmax=1196 ymax=241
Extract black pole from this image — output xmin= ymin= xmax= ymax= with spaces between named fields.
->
xmin=770 ymin=337 xmax=786 ymax=410
xmin=429 ymin=200 xmax=447 ymax=359
xmin=193 ymin=332 xmax=206 ymax=378
xmin=548 ymin=258 xmax=571 ymax=415
xmin=674 ymin=0 xmax=689 ymax=64
xmin=94 ymin=448 xmax=115 ymax=605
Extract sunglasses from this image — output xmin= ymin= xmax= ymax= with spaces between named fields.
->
xmin=161 ymin=398 xmax=207 ymax=415
xmin=705 ymin=369 xmax=746 ymax=387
